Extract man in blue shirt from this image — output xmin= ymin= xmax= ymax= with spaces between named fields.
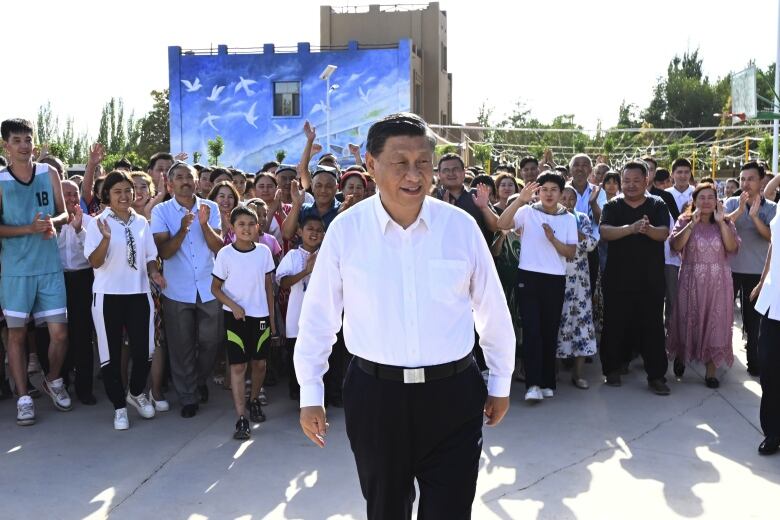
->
xmin=151 ymin=162 xmax=223 ymax=418
xmin=282 ymin=165 xmax=342 ymax=242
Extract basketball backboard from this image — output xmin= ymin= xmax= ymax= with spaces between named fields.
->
xmin=732 ymin=66 xmax=757 ymax=123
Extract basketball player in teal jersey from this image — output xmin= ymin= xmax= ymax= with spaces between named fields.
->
xmin=0 ymin=119 xmax=72 ymax=425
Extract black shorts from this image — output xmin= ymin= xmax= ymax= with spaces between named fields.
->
xmin=224 ymin=312 xmax=271 ymax=365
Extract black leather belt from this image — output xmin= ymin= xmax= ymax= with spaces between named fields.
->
xmin=354 ymin=354 xmax=474 ymax=384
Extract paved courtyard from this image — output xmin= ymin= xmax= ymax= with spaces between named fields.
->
xmin=1 ymin=327 xmax=778 ymax=520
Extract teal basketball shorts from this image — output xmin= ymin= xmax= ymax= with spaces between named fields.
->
xmin=0 ymin=272 xmax=68 ymax=327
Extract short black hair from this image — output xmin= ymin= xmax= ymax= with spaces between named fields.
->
xmin=209 ymin=167 xmax=232 ymax=184
xmin=0 ymin=156 xmax=7 ymax=168
xmin=229 ymin=205 xmax=258 ymax=225
xmin=366 ymin=112 xmax=435 ymax=157
xmin=536 ymin=171 xmax=565 ymax=190
xmin=726 ymin=177 xmax=739 ymax=187
xmin=114 ymin=157 xmax=134 ymax=170
xmin=148 ymin=152 xmax=174 ymax=171
xmin=741 ymin=160 xmax=766 ymax=179
xmin=300 ymin=214 xmax=325 ymax=228
xmin=602 ymin=170 xmax=621 ymax=189
xmin=519 ymin=156 xmax=538 ymax=169
xmin=641 ymin=156 xmax=658 ymax=168
xmin=470 ymin=174 xmax=496 ymax=196
xmin=554 ymin=165 xmax=569 ymax=175
xmin=1 ymin=118 xmax=34 ymax=141
xmin=438 ymin=152 xmax=464 ymax=170
xmin=261 ymin=161 xmax=279 ymax=172
xmin=671 ymin=158 xmax=692 ymax=172
xmin=101 ymin=170 xmax=135 ymax=202
xmin=622 ymin=160 xmax=648 ymax=177
xmin=231 ymin=169 xmax=247 ymax=180
xmin=653 ymin=168 xmax=670 ymax=183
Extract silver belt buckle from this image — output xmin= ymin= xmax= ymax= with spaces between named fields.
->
xmin=403 ymin=367 xmax=426 ymax=384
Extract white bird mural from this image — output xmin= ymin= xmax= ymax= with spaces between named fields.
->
xmin=273 ymin=122 xmax=290 ymax=134
xmin=358 ymin=86 xmax=371 ymax=104
xmin=181 ymin=77 xmax=202 ymax=92
xmin=235 ymin=76 xmax=257 ymax=96
xmin=206 ymin=85 xmax=226 ymax=101
xmin=201 ymin=113 xmax=220 ymax=132
xmin=244 ymin=102 xmax=259 ymax=128
xmin=262 ymin=73 xmax=276 ymax=80
xmin=310 ymin=100 xmax=327 ymax=115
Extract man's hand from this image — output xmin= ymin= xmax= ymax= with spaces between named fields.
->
xmin=631 ymin=215 xmax=649 ymax=234
xmin=180 ymin=212 xmax=196 ymax=233
xmin=304 ymin=121 xmax=316 ymax=142
xmin=472 ymin=183 xmax=492 ymax=209
xmin=749 ymin=194 xmax=761 ymax=218
xmin=484 ymin=396 xmax=509 ymax=426
xmin=71 ymin=205 xmax=84 ymax=233
xmin=88 ymin=143 xmax=105 ymax=165
xmin=311 ymin=143 xmax=323 ymax=155
xmin=290 ymin=180 xmax=306 ymax=207
xmin=174 ymin=152 xmax=189 ymax=162
xmin=750 ymin=283 xmax=763 ymax=302
xmin=348 ymin=143 xmax=361 ymax=156
xmin=300 ymin=405 xmax=329 ymax=447
xmin=589 ymin=185 xmax=601 ymax=203
xmin=198 ymin=205 xmax=210 ymax=226
xmin=30 ymin=212 xmax=52 ymax=236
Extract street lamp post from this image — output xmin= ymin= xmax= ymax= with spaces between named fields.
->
xmin=320 ymin=64 xmax=338 ymax=156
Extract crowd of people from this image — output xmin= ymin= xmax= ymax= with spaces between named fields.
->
xmin=0 ymin=115 xmax=779 ymax=455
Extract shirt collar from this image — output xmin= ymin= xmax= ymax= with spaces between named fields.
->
xmin=373 ymin=194 xmax=431 ymax=234
xmin=172 ymin=195 xmax=201 ymax=212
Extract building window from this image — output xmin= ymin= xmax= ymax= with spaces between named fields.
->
xmin=441 ymin=43 xmax=447 ymax=71
xmin=414 ymin=72 xmax=423 ymax=115
xmin=273 ymin=81 xmax=300 ymax=117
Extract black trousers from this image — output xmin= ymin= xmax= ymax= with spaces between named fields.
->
xmin=759 ymin=311 xmax=780 ymax=437
xmin=65 ymin=269 xmax=95 ymax=397
xmin=343 ymin=358 xmax=487 ymax=520
xmin=286 ymin=337 xmax=300 ymax=397
xmin=601 ymin=287 xmax=668 ymax=380
xmin=325 ymin=327 xmax=350 ymax=404
xmin=517 ymin=269 xmax=566 ymax=389
xmin=733 ymin=273 xmax=762 ymax=373
xmin=92 ymin=293 xmax=153 ymax=410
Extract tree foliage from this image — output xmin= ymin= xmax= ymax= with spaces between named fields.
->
xmin=207 ymin=135 xmax=225 ymax=166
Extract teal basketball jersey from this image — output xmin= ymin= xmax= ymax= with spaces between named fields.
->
xmin=0 ymin=163 xmax=63 ymax=276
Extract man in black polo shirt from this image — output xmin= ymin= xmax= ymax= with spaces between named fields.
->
xmin=600 ymin=161 xmax=671 ymax=395
xmin=433 ymin=153 xmax=498 ymax=244
xmin=649 ymin=168 xmax=680 ymax=221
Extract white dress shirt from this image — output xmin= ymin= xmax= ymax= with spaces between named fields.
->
xmin=57 ymin=214 xmax=93 ymax=271
xmin=755 ymin=213 xmax=780 ymax=320
xmin=666 ymin=185 xmax=694 ymax=213
xmin=294 ymin=195 xmax=516 ymax=407
xmin=574 ymin=182 xmax=607 ymax=240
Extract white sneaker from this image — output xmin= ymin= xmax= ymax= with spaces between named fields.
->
xmin=258 ymin=387 xmax=268 ymax=406
xmin=16 ymin=396 xmax=36 ymax=426
xmin=114 ymin=408 xmax=129 ymax=430
xmin=541 ymin=388 xmax=555 ymax=398
xmin=150 ymin=394 xmax=170 ymax=412
xmin=126 ymin=392 xmax=155 ymax=419
xmin=524 ymin=386 xmax=543 ymax=402
xmin=43 ymin=377 xmax=72 ymax=411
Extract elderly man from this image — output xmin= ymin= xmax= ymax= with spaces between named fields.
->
xmin=294 ymin=113 xmax=515 ymax=519
xmin=151 ymin=162 xmax=223 ymax=418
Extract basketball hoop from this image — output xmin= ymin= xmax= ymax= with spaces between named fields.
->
xmin=714 ymin=112 xmax=747 ymax=122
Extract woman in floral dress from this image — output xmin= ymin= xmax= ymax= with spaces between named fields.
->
xmin=558 ymin=186 xmax=598 ymax=389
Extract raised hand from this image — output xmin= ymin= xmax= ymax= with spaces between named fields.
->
xmin=311 ymin=143 xmax=323 ymax=155
xmin=472 ymin=183 xmax=492 ymax=209
xmin=348 ymin=143 xmax=361 ymax=156
xmin=71 ymin=205 xmax=84 ymax=232
xmin=714 ymin=200 xmax=725 ymax=223
xmin=305 ymin=251 xmax=318 ymax=274
xmin=98 ymin=218 xmax=112 ymax=239
xmin=198 ymin=204 xmax=210 ymax=226
xmin=340 ymin=194 xmax=356 ymax=212
xmin=518 ymin=182 xmax=539 ymax=204
xmin=290 ymin=179 xmax=306 ymax=207
xmin=88 ymin=143 xmax=105 ymax=165
xmin=180 ymin=211 xmax=196 ymax=232
xmin=541 ymin=223 xmax=556 ymax=243
xmin=174 ymin=152 xmax=189 ymax=162
xmin=589 ymin=185 xmax=601 ymax=203
xmin=691 ymin=208 xmax=701 ymax=225
xmin=749 ymin=194 xmax=761 ymax=217
xmin=303 ymin=121 xmax=316 ymax=142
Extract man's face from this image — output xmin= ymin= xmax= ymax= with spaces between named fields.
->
xmin=61 ymin=182 xmax=80 ymax=213
xmin=311 ymin=173 xmax=337 ymax=205
xmin=570 ymin=156 xmax=592 ymax=184
xmin=740 ymin=169 xmax=762 ymax=196
xmin=2 ymin=132 xmax=33 ymax=163
xmin=198 ymin=176 xmax=213 ymax=197
xmin=725 ymin=180 xmax=738 ymax=198
xmin=366 ymin=135 xmax=433 ymax=211
xmin=438 ymin=158 xmax=465 ymax=191
xmin=673 ymin=167 xmax=691 ymax=189
xmin=275 ymin=170 xmax=295 ymax=194
xmin=622 ymin=169 xmax=647 ymax=199
xmin=151 ymin=158 xmax=173 ymax=183
xmin=521 ymin=161 xmax=539 ymax=185
xmin=232 ymin=175 xmax=247 ymax=195
xmin=170 ymin=166 xmax=196 ymax=199
xmin=591 ymin=164 xmax=609 ymax=185
xmin=654 ymin=177 xmax=672 ymax=190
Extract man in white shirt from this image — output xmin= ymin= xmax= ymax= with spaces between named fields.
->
xmin=664 ymin=158 xmax=694 ymax=343
xmin=570 ymin=153 xmax=607 ymax=293
xmin=294 ymin=113 xmax=515 ymax=520
xmin=56 ymin=180 xmax=96 ymax=404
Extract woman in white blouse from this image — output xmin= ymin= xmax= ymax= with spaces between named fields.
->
xmin=85 ymin=170 xmax=166 ymax=430
xmin=751 ymin=210 xmax=780 ymax=455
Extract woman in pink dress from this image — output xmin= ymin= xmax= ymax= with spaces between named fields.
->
xmin=667 ymin=182 xmax=740 ymax=388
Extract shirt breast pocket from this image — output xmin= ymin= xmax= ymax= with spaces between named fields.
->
xmin=428 ymin=260 xmax=470 ymax=304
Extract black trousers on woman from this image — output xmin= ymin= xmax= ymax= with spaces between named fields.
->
xmin=343 ymin=358 xmax=487 ymax=520
xmin=92 ymin=293 xmax=154 ymax=410
xmin=517 ymin=269 xmax=566 ymax=389
xmin=759 ymin=311 xmax=780 ymax=437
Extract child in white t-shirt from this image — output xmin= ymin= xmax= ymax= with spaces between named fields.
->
xmin=211 ymin=206 xmax=276 ymax=440
xmin=276 ymin=215 xmax=325 ymax=400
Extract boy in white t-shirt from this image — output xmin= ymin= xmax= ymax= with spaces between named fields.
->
xmin=276 ymin=215 xmax=325 ymax=400
xmin=211 ymin=206 xmax=276 ymax=440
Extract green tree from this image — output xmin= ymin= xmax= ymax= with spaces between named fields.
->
xmin=275 ymin=149 xmax=287 ymax=163
xmin=207 ymin=135 xmax=224 ymax=166
xmin=136 ymin=89 xmax=170 ymax=161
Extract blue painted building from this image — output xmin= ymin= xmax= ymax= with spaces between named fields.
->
xmin=168 ymin=40 xmax=412 ymax=171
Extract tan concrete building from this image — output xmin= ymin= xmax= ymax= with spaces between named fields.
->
xmin=320 ymin=3 xmax=452 ymax=125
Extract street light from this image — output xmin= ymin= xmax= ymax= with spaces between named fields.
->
xmin=320 ymin=64 xmax=338 ymax=154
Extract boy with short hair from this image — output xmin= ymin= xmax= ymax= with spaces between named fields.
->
xmin=276 ymin=215 xmax=325 ymax=400
xmin=211 ymin=206 xmax=276 ymax=439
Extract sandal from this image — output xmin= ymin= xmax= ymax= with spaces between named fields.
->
xmin=572 ymin=377 xmax=590 ymax=390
